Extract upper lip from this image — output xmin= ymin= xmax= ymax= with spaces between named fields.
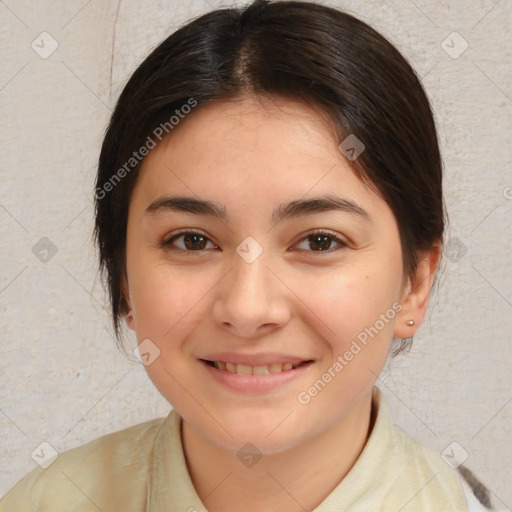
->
xmin=199 ymin=352 xmax=313 ymax=366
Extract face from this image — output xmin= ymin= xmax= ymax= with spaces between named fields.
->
xmin=124 ymin=95 xmax=412 ymax=454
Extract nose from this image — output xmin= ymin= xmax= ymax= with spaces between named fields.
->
xmin=213 ymin=248 xmax=291 ymax=338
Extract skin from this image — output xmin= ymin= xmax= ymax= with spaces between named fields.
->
xmin=124 ymin=95 xmax=440 ymax=512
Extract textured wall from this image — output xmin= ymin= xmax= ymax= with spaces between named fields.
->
xmin=1 ymin=0 xmax=511 ymax=508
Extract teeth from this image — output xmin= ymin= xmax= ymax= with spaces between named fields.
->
xmin=236 ymin=364 xmax=252 ymax=375
xmin=212 ymin=361 xmax=304 ymax=374
xmin=225 ymin=362 xmax=236 ymax=373
xmin=253 ymin=365 xmax=269 ymax=375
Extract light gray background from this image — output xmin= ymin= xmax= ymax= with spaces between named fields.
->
xmin=1 ymin=0 xmax=511 ymax=508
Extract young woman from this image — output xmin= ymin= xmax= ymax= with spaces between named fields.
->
xmin=1 ymin=1 xmax=495 ymax=510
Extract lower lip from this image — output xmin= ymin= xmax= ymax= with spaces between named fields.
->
xmin=199 ymin=360 xmax=314 ymax=394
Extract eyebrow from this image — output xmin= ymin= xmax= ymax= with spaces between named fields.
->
xmin=145 ymin=194 xmax=371 ymax=224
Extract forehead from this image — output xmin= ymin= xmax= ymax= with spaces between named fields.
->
xmin=157 ymin=95 xmax=340 ymax=166
xmin=131 ymin=95 xmax=382 ymax=220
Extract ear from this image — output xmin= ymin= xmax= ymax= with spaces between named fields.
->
xmin=121 ymin=272 xmax=135 ymax=331
xmin=393 ymin=241 xmax=442 ymax=339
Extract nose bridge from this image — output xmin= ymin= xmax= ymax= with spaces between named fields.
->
xmin=213 ymin=235 xmax=290 ymax=336
xmin=229 ymin=236 xmax=274 ymax=304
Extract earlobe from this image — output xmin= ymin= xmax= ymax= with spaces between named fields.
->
xmin=126 ymin=308 xmax=135 ymax=330
xmin=393 ymin=243 xmax=442 ymax=339
xmin=120 ymin=273 xmax=135 ymax=331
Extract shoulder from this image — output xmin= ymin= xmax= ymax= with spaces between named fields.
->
xmin=387 ymin=425 xmax=468 ymax=509
xmin=391 ymin=425 xmax=460 ymax=478
xmin=391 ymin=426 xmax=498 ymax=511
xmin=0 ymin=416 xmax=166 ymax=512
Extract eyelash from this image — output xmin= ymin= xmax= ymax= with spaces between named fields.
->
xmin=161 ymin=229 xmax=348 ymax=256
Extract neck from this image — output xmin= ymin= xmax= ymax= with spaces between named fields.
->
xmin=181 ymin=391 xmax=375 ymax=512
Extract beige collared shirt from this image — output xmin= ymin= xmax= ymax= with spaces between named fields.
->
xmin=0 ymin=387 xmax=469 ymax=511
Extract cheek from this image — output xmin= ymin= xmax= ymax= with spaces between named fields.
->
xmin=294 ymin=270 xmax=400 ymax=391
xmin=129 ymin=265 xmax=214 ymax=406
xmin=132 ymin=266 xmax=213 ymax=336
xmin=300 ymin=266 xmax=399 ymax=341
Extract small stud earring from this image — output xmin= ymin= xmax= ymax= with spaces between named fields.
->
xmin=406 ymin=319 xmax=414 ymax=326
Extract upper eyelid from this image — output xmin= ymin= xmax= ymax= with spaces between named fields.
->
xmin=163 ymin=228 xmax=215 ymax=244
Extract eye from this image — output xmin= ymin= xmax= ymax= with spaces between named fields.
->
xmin=161 ymin=229 xmax=347 ymax=255
xmin=162 ymin=230 xmax=218 ymax=255
xmin=294 ymin=229 xmax=347 ymax=254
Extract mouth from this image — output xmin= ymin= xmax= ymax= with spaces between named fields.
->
xmin=200 ymin=359 xmax=314 ymax=375
xmin=198 ymin=356 xmax=315 ymax=393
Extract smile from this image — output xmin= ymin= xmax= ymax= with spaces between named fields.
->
xmin=199 ymin=358 xmax=315 ymax=393
xmin=201 ymin=360 xmax=312 ymax=375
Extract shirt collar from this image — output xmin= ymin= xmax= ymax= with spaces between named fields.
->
xmin=147 ymin=386 xmax=390 ymax=511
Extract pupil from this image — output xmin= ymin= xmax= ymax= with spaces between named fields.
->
xmin=185 ymin=234 xmax=206 ymax=250
xmin=311 ymin=235 xmax=330 ymax=251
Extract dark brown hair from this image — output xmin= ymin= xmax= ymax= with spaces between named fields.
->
xmin=94 ymin=0 xmax=445 ymax=353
